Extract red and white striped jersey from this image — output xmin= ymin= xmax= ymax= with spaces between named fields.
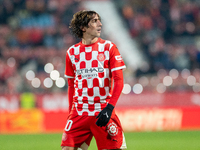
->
xmin=65 ymin=38 xmax=126 ymax=116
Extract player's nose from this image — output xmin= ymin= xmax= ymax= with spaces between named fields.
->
xmin=98 ymin=20 xmax=102 ymax=26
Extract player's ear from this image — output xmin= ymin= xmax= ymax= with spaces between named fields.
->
xmin=80 ymin=26 xmax=86 ymax=32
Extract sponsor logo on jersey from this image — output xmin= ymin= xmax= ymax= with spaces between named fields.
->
xmin=115 ymin=55 xmax=122 ymax=61
xmin=97 ymin=53 xmax=105 ymax=61
xmin=82 ymin=74 xmax=98 ymax=78
xmin=76 ymin=67 xmax=104 ymax=75
xmin=107 ymin=122 xmax=118 ymax=136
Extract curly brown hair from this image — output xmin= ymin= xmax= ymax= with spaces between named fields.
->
xmin=69 ymin=10 xmax=101 ymax=38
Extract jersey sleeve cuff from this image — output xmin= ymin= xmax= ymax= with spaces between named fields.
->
xmin=64 ymin=75 xmax=74 ymax=78
xmin=111 ymin=66 xmax=126 ymax=72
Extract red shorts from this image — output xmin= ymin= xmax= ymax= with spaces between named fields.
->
xmin=61 ymin=110 xmax=127 ymax=150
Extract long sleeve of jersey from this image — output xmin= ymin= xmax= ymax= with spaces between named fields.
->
xmin=67 ymin=78 xmax=74 ymax=113
xmin=108 ymin=69 xmax=124 ymax=107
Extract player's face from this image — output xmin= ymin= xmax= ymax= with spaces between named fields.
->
xmin=83 ymin=14 xmax=102 ymax=38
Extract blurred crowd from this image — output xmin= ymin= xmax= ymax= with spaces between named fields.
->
xmin=1 ymin=0 xmax=200 ymax=94
xmin=0 ymin=0 xmax=82 ymax=94
xmin=116 ymin=0 xmax=200 ymax=73
xmin=115 ymin=0 xmax=200 ymax=92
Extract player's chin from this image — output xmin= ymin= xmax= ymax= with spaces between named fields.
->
xmin=96 ymin=33 xmax=101 ymax=37
xmin=96 ymin=31 xmax=101 ymax=36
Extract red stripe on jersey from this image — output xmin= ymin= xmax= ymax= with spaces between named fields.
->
xmin=77 ymin=104 xmax=83 ymax=111
xmin=80 ymin=46 xmax=85 ymax=53
xmin=78 ymin=75 xmax=82 ymax=80
xmin=88 ymin=104 xmax=95 ymax=112
xmin=78 ymin=89 xmax=82 ymax=96
xmin=98 ymin=72 xmax=104 ymax=78
xmin=82 ymin=79 xmax=88 ymax=88
xmin=82 ymin=112 xmax=89 ymax=115
xmin=104 ymin=43 xmax=110 ymax=51
xmin=104 ymin=60 xmax=109 ymax=68
xmin=69 ymin=48 xmax=74 ymax=55
xmin=99 ymin=38 xmax=106 ymax=44
xmin=75 ymin=80 xmax=78 ymax=88
xmin=92 ymin=60 xmax=98 ymax=67
xmin=72 ymin=64 xmax=76 ymax=70
xmin=82 ymin=97 xmax=88 ymax=103
xmin=88 ymin=88 xmax=94 ymax=96
xmin=94 ymin=96 xmax=100 ymax=103
xmin=104 ymin=78 xmax=110 ymax=87
xmin=93 ymin=43 xmax=99 ymax=50
xmin=85 ymin=52 xmax=92 ymax=60
xmin=99 ymin=87 xmax=106 ymax=96
xmin=80 ymin=61 xmax=86 ymax=69
xmin=93 ymin=78 xmax=99 ymax=87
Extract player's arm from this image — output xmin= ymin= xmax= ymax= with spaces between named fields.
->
xmin=108 ymin=45 xmax=125 ymax=107
xmin=108 ymin=69 xmax=124 ymax=106
xmin=96 ymin=44 xmax=125 ymax=127
xmin=65 ymin=50 xmax=75 ymax=113
xmin=96 ymin=69 xmax=123 ymax=127
xmin=67 ymin=78 xmax=74 ymax=113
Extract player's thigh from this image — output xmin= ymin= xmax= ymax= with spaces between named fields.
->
xmin=91 ymin=114 xmax=126 ymax=149
xmin=61 ymin=114 xmax=93 ymax=148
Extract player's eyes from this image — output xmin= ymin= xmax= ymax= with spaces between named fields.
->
xmin=92 ymin=19 xmax=100 ymax=23
xmin=93 ymin=19 xmax=97 ymax=22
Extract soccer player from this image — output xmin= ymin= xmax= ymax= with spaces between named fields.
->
xmin=61 ymin=10 xmax=127 ymax=150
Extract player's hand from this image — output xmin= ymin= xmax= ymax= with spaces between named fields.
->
xmin=96 ymin=103 xmax=114 ymax=127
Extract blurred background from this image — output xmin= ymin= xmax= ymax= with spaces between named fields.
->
xmin=1 ymin=0 xmax=200 ymax=138
xmin=1 ymin=0 xmax=200 ymax=95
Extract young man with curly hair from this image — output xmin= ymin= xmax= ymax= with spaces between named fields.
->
xmin=61 ymin=10 xmax=127 ymax=150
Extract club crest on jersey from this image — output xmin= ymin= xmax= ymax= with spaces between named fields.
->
xmin=62 ymin=133 xmax=67 ymax=141
xmin=97 ymin=53 xmax=105 ymax=61
xmin=107 ymin=122 xmax=118 ymax=136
